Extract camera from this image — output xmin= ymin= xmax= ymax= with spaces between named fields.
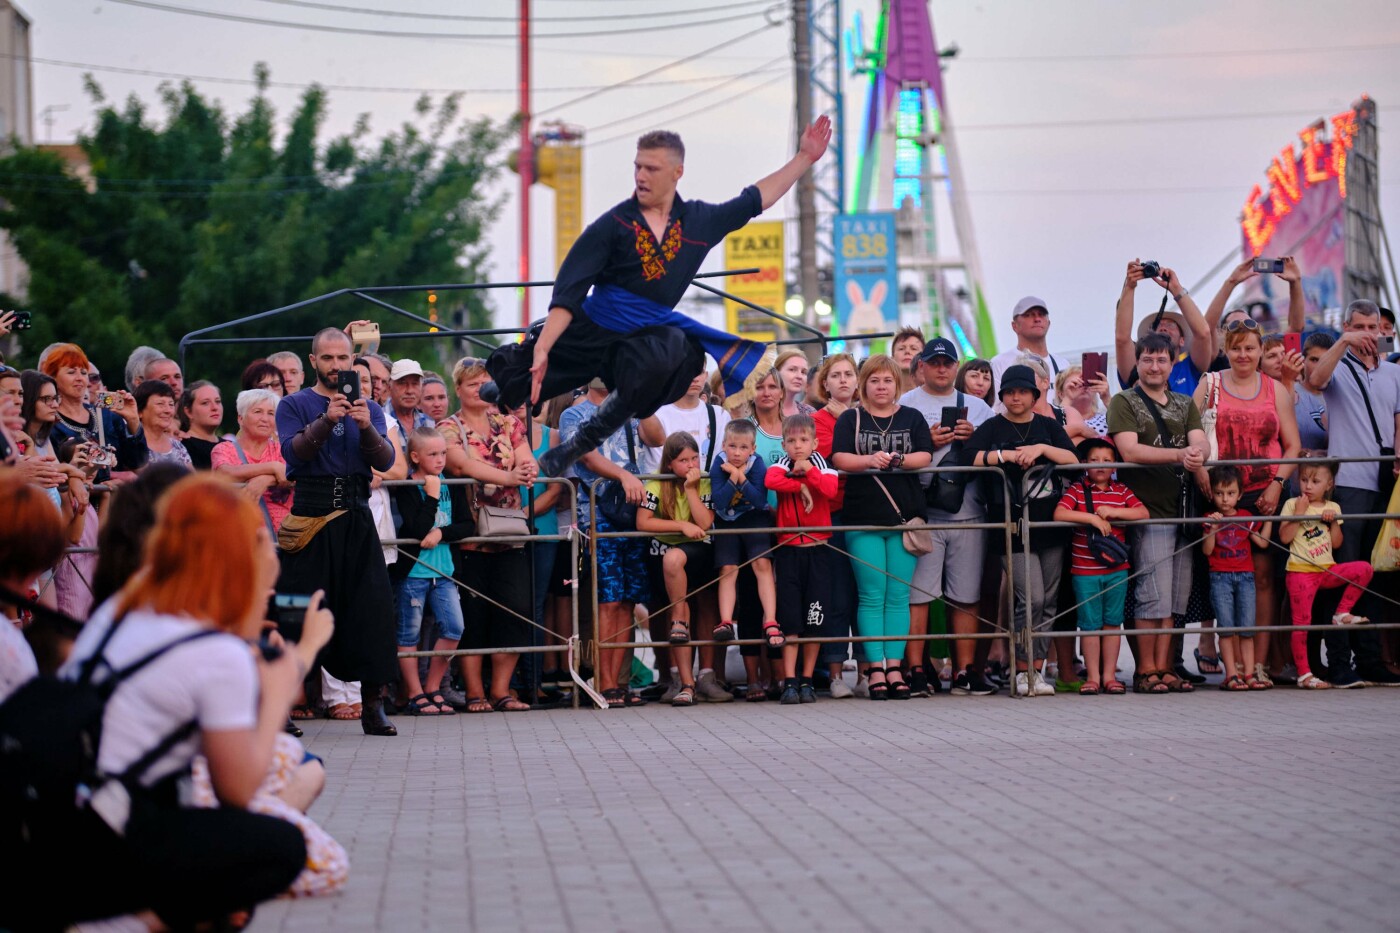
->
xmin=10 ymin=310 xmax=31 ymax=330
xmin=272 ymin=593 xmax=311 ymax=643
xmin=1140 ymin=260 xmax=1162 ymax=280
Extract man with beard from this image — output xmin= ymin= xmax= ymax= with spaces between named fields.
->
xmin=276 ymin=327 xmax=400 ymax=735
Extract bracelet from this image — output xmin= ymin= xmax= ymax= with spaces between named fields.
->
xmin=1271 ymin=476 xmax=1286 ymax=487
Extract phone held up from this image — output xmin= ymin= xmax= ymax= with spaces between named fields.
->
xmin=337 ymin=371 xmax=361 ymax=404
xmin=349 ymin=322 xmax=380 ymax=346
xmin=1378 ymin=335 xmax=1397 ymax=356
xmin=1081 ymin=352 xmax=1107 ymax=387
xmin=940 ymin=406 xmax=968 ymax=430
xmin=1252 ymin=257 xmax=1286 ymax=275
xmin=8 ymin=310 xmax=31 ymax=330
xmin=1283 ymin=332 xmax=1303 ymax=356
xmin=259 ymin=593 xmax=312 ymax=660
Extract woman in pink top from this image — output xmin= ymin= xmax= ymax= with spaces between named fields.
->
xmin=1193 ymin=321 xmax=1300 ymax=683
xmin=211 ymin=388 xmax=293 ymax=533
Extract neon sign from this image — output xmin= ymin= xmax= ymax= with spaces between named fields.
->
xmin=1240 ymin=100 xmax=1363 ymax=255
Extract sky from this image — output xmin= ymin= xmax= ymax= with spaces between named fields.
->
xmin=18 ymin=0 xmax=1400 ymax=354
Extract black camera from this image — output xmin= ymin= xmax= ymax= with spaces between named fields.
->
xmin=272 ymin=593 xmax=311 ymax=643
xmin=11 ymin=310 xmax=31 ymax=331
xmin=1140 ymin=260 xmax=1162 ymax=280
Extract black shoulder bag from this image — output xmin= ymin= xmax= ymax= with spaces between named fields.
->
xmin=703 ymin=403 xmax=717 ymax=471
xmin=925 ymin=391 xmax=971 ymax=512
xmin=1340 ymin=356 xmax=1398 ymax=498
xmin=1133 ymin=386 xmax=1196 ymax=530
xmin=595 ymin=421 xmax=640 ymax=530
xmin=1080 ymin=481 xmax=1131 ymax=568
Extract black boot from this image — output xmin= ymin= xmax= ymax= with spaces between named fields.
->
xmin=360 ymin=683 xmax=397 ymax=737
xmin=537 ymin=390 xmax=633 ymax=477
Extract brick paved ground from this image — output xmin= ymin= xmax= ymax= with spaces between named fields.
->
xmin=254 ymin=689 xmax=1400 ymax=933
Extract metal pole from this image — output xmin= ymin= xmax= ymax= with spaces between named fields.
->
xmin=792 ymin=0 xmax=821 ymax=362
xmin=519 ymin=0 xmax=533 ymax=329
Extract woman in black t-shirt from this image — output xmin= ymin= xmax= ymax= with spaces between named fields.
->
xmin=831 ymin=355 xmax=934 ymax=699
xmin=962 ymin=364 xmax=1078 ymax=695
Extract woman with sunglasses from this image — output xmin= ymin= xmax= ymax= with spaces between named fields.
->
xmin=1193 ymin=318 xmax=1300 ymax=686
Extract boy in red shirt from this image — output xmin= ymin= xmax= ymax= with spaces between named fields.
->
xmin=1053 ymin=438 xmax=1147 ymax=695
xmin=1202 ymin=465 xmax=1271 ymax=691
xmin=764 ymin=413 xmax=840 ymax=704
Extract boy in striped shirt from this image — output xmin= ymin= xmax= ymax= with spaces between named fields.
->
xmin=1053 ymin=438 xmax=1148 ymax=695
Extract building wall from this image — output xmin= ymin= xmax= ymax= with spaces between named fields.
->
xmin=0 ymin=1 xmax=31 ymax=300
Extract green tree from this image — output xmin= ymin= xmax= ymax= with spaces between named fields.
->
xmin=0 ymin=67 xmax=508 ymax=389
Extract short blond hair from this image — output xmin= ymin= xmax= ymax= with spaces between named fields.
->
xmin=856 ymin=354 xmax=904 ymax=398
xmin=452 ymin=356 xmax=489 ymax=386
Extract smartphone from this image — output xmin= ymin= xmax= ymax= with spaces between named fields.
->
xmin=350 ymin=322 xmax=380 ymax=345
xmin=95 ymin=392 xmax=120 ymax=409
xmin=1252 ymin=257 xmax=1285 ymax=274
xmin=1081 ymin=351 xmax=1107 ymax=386
xmin=11 ymin=310 xmax=31 ymax=330
xmin=1378 ymin=336 xmax=1397 ymax=356
xmin=940 ymin=406 xmax=967 ymax=430
xmin=273 ymin=594 xmax=312 ymax=643
xmin=337 ymin=372 xmax=361 ymax=404
xmin=1283 ymin=332 xmax=1303 ymax=355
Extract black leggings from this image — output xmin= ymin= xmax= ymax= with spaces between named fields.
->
xmin=13 ymin=805 xmax=305 ymax=930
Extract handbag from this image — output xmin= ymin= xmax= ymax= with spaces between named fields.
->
xmin=1198 ymin=372 xmax=1221 ymax=462
xmin=858 ymin=408 xmax=934 ymax=556
xmin=1370 ymin=476 xmax=1400 ymax=572
xmin=476 ymin=504 xmax=530 ymax=539
xmin=924 ymin=391 xmax=972 ymax=513
xmin=595 ymin=422 xmax=640 ymax=529
xmin=1080 ymin=481 xmax=1131 ymax=568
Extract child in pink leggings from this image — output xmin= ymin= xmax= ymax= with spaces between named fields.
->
xmin=1278 ymin=458 xmax=1373 ymax=690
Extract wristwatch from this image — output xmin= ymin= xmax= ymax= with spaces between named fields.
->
xmin=1271 ymin=476 xmax=1286 ymax=487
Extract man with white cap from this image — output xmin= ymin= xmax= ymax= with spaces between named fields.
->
xmin=388 ymin=358 xmax=434 ymax=469
xmin=990 ymin=296 xmax=1069 ymax=407
xmin=1114 ymin=259 xmax=1213 ymax=396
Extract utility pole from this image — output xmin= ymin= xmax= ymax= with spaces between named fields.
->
xmin=519 ymin=0 xmax=533 ymax=329
xmin=792 ymin=0 xmax=821 ymax=360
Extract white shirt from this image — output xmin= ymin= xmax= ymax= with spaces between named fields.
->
xmin=61 ymin=603 xmax=259 ymax=787
xmin=641 ymin=401 xmax=731 ymax=474
xmin=0 ymin=613 xmax=38 ymax=703
xmin=990 ymin=347 xmax=1070 ymax=409
xmin=898 ymin=386 xmax=995 ymax=520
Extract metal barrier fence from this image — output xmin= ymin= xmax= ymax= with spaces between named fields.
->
xmin=54 ymin=456 xmax=1400 ymax=707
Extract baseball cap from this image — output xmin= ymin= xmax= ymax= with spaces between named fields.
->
xmin=997 ymin=364 xmax=1041 ymax=400
xmin=918 ymin=337 xmax=959 ymax=363
xmin=390 ymin=359 xmax=424 ymax=382
xmin=1012 ymin=296 xmax=1049 ymax=319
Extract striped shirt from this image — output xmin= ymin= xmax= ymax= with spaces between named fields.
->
xmin=1056 ymin=480 xmax=1141 ymax=575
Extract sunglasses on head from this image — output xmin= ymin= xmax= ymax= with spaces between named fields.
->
xmin=1224 ymin=318 xmax=1262 ymax=333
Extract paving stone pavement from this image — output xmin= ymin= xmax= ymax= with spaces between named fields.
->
xmin=254 ymin=689 xmax=1400 ymax=933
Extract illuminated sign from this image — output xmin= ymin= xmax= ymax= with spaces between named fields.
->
xmin=723 ymin=221 xmax=785 ymax=343
xmin=1240 ymin=102 xmax=1363 ymax=255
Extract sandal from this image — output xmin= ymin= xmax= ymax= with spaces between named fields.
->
xmin=762 ymin=621 xmax=786 ymax=648
xmin=713 ymin=621 xmax=737 ymax=642
xmin=1134 ymin=671 xmax=1168 ymax=694
xmin=325 ymin=703 xmax=358 ymax=721
xmin=744 ymin=683 xmax=767 ymax=702
xmin=1079 ymin=681 xmax=1101 ymax=695
xmin=491 ymin=695 xmax=531 ymax=712
xmin=405 ymin=693 xmax=441 ymax=716
xmin=426 ymin=692 xmax=458 ymax=715
xmin=465 ymin=697 xmax=494 ymax=713
xmin=1244 ymin=675 xmax=1270 ymax=691
xmin=1103 ymin=680 xmax=1126 ymax=695
xmin=886 ymin=664 xmax=911 ymax=700
xmin=671 ymin=684 xmax=696 ymax=707
xmin=1296 ymin=672 xmax=1333 ymax=690
xmin=1194 ymin=647 xmax=1223 ymax=675
xmin=1252 ymin=664 xmax=1274 ymax=688
xmin=1221 ymin=674 xmax=1249 ymax=692
xmin=1160 ymin=672 xmax=1195 ymax=693
xmin=866 ymin=668 xmax=889 ymax=701
xmin=668 ymin=619 xmax=691 ymax=645
xmin=601 ymin=688 xmax=647 ymax=707
xmin=290 ymin=703 xmax=319 ymax=721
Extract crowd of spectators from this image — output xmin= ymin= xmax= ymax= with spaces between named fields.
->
xmin=2 ymin=258 xmax=1400 ymax=927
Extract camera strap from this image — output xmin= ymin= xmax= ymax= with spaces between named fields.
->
xmin=1340 ymin=356 xmax=1387 ymax=451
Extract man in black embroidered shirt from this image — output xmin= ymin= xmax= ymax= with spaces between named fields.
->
xmin=489 ymin=118 xmax=832 ymax=476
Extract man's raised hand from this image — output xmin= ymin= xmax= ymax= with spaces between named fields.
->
xmin=799 ymin=115 xmax=833 ymax=163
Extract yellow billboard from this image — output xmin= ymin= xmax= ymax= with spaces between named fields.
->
xmin=723 ymin=221 xmax=784 ymax=344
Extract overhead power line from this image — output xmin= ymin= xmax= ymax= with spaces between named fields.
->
xmin=585 ymin=56 xmax=786 ymax=133
xmin=104 ymin=0 xmax=774 ymax=40
xmin=958 ymin=105 xmax=1400 ymax=132
xmin=956 ymin=41 xmax=1400 ymax=63
xmin=586 ymin=72 xmax=789 ymax=147
xmin=247 ymin=0 xmax=775 ymax=22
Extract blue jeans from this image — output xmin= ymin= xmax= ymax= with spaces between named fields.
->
xmin=395 ymin=575 xmax=465 ymax=647
xmin=1209 ymin=571 xmax=1256 ymax=636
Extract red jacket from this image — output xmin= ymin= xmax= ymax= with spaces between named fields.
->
xmin=764 ymin=452 xmax=839 ymax=546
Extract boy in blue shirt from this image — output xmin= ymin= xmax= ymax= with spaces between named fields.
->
xmin=708 ymin=420 xmax=776 ymax=642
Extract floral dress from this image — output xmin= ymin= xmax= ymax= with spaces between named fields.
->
xmin=441 ymin=411 xmax=526 ymax=553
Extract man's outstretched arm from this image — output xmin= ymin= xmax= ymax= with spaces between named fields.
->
xmin=754 ymin=115 xmax=832 ymax=211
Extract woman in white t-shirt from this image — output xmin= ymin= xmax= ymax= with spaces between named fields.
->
xmin=23 ymin=473 xmax=336 ymax=931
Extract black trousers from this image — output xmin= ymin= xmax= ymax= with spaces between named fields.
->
xmin=278 ymin=504 xmax=398 ymax=684
xmin=456 ymin=547 xmax=533 ymax=651
xmin=11 ymin=805 xmax=305 ymax=931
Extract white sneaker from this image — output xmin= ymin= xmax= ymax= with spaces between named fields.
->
xmin=852 ymin=675 xmax=870 ymax=698
xmin=1014 ymin=672 xmax=1032 ymax=696
xmin=828 ymin=677 xmax=854 ymax=699
xmin=1031 ymin=670 xmax=1056 ymax=696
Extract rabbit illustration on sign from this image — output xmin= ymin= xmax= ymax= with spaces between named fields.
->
xmin=846 ymin=280 xmax=889 ymax=333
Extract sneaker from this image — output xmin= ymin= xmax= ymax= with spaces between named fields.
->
xmin=779 ymin=684 xmax=801 ymax=705
xmin=660 ymin=680 xmax=681 ymax=704
xmin=828 ymin=677 xmax=855 ymax=699
xmin=852 ymin=676 xmax=871 ymax=698
xmin=435 ymin=682 xmax=469 ymax=710
xmin=951 ymin=669 xmax=997 ymax=696
xmin=1275 ymin=663 xmax=1299 ymax=686
xmin=1031 ymin=671 xmax=1056 ymax=696
xmin=696 ymin=670 xmax=735 ymax=703
xmin=1329 ymin=667 xmax=1366 ymax=689
xmin=908 ymin=668 xmax=931 ymax=698
xmin=1359 ymin=667 xmax=1400 ymax=687
xmin=799 ymin=683 xmax=818 ymax=704
xmin=1014 ymin=672 xmax=1032 ymax=696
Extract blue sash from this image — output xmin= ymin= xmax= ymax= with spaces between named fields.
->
xmin=582 ymin=284 xmax=774 ymax=401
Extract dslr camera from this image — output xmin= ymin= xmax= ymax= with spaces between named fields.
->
xmin=1140 ymin=260 xmax=1162 ymax=280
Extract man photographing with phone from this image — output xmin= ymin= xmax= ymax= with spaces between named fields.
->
xmin=276 ymin=327 xmax=400 ymax=736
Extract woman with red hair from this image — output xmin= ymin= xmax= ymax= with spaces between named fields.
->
xmin=0 ymin=468 xmax=67 ymax=701
xmin=43 ymin=343 xmax=149 ymax=476
xmin=10 ymin=474 xmax=335 ymax=930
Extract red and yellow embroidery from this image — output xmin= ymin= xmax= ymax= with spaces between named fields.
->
xmin=633 ymin=219 xmax=683 ymax=281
